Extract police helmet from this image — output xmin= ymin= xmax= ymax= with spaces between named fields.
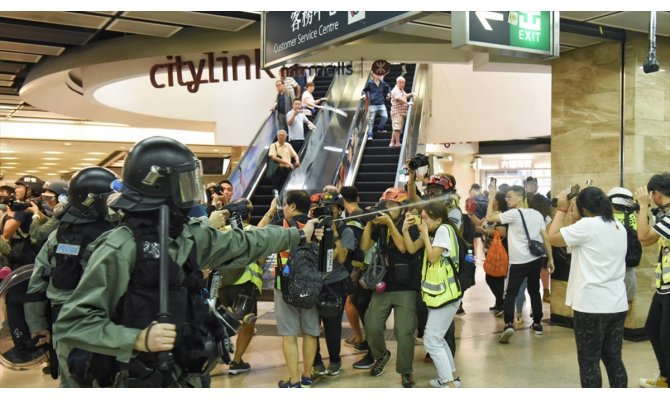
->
xmin=61 ymin=167 xmax=118 ymax=224
xmin=607 ymin=187 xmax=634 ymax=208
xmin=15 ymin=175 xmax=44 ymax=196
xmin=42 ymin=180 xmax=69 ymax=197
xmin=107 ymin=136 xmax=205 ymax=212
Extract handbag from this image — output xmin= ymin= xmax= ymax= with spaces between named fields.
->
xmin=483 ymin=230 xmax=509 ymax=277
xmin=517 ymin=209 xmax=546 ymax=257
xmin=265 ymin=143 xmax=279 ymax=178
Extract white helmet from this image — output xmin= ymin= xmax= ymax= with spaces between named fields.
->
xmin=607 ymin=187 xmax=633 ymax=207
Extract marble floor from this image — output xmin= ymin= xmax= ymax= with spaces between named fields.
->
xmin=0 ymin=264 xmax=660 ymax=390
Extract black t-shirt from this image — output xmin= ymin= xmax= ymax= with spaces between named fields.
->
xmin=371 ymin=218 xmax=421 ymax=292
xmin=343 ymin=209 xmax=365 ymax=272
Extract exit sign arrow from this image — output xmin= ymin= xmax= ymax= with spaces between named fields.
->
xmin=475 ymin=11 xmax=504 ymax=31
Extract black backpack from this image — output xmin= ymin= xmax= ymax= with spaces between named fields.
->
xmin=622 ymin=212 xmax=642 ymax=268
xmin=444 ymin=223 xmax=476 ymax=291
xmin=278 ymin=241 xmax=324 ymax=309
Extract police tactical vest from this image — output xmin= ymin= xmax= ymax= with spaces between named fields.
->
xmin=115 ymin=217 xmax=218 ymax=386
xmin=421 ymin=224 xmax=462 ymax=308
xmin=48 ymin=220 xmax=112 ymax=290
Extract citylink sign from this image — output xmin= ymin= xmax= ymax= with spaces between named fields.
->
xmin=452 ymin=11 xmax=559 ymax=59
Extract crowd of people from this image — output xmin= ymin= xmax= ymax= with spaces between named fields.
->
xmin=1 ymin=128 xmax=669 ymax=389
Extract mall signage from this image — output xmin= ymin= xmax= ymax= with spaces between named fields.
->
xmin=262 ymin=11 xmax=422 ymax=69
xmin=452 ymin=11 xmax=559 ymax=59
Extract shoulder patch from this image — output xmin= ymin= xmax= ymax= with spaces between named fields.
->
xmin=101 ymin=226 xmax=134 ymax=250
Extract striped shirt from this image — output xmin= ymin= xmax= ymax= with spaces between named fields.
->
xmin=652 ymin=214 xmax=670 ymax=239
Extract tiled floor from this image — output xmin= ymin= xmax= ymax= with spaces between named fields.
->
xmin=0 ymin=264 xmax=658 ymax=388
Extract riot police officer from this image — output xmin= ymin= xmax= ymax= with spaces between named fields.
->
xmin=23 ymin=167 xmax=118 ymax=386
xmin=53 ymin=136 xmax=320 ymax=388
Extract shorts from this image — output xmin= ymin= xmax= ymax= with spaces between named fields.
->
xmin=392 ymin=114 xmax=406 ymax=131
xmin=273 ymin=289 xmax=321 ymax=336
xmin=218 ymin=281 xmax=258 ymax=315
xmin=624 ymin=267 xmax=637 ymax=302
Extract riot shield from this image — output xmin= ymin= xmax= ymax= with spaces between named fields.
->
xmin=0 ymin=264 xmax=48 ymax=370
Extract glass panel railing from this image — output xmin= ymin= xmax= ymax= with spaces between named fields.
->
xmin=282 ymin=63 xmax=369 ymax=194
xmin=395 ymin=63 xmax=427 ymax=187
xmin=228 ymin=112 xmax=278 ymax=201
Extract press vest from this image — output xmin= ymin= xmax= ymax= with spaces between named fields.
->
xmin=421 ymin=224 xmax=462 ymax=308
xmin=656 ymin=236 xmax=670 ymax=290
xmin=230 ymin=224 xmax=263 ymax=292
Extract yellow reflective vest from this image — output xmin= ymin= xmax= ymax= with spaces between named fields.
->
xmin=225 ymin=224 xmax=264 ymax=292
xmin=656 ymin=236 xmax=670 ymax=290
xmin=421 ymin=224 xmax=462 ymax=308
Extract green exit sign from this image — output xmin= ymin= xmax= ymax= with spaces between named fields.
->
xmin=452 ymin=11 xmax=559 ymax=59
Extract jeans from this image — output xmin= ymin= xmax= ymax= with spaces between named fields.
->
xmin=423 ymin=300 xmax=460 ymax=382
xmin=366 ymin=104 xmax=388 ymax=135
xmin=365 ymin=290 xmax=417 ymax=374
xmin=503 ymin=258 xmax=543 ymax=325
xmin=645 ymin=292 xmax=670 ymax=378
xmin=416 ymin=294 xmax=456 ymax=357
xmin=573 ymin=310 xmax=628 ymax=387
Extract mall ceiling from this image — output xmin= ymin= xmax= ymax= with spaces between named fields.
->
xmin=0 ymin=11 xmax=668 ymax=182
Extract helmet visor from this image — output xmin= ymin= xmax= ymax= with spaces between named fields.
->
xmin=172 ymin=159 xmax=205 ymax=208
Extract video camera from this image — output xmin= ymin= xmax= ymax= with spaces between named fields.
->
xmin=311 ymin=205 xmax=331 ymax=218
xmin=408 ymin=153 xmax=429 ymax=171
xmin=0 ymin=194 xmax=35 ymax=212
xmin=360 ymin=202 xmax=389 ymax=224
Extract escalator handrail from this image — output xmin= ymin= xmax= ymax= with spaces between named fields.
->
xmin=394 ymin=64 xmax=426 ymax=188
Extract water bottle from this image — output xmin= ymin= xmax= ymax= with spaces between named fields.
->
xmin=282 ymin=264 xmax=290 ymax=277
xmin=465 ymin=249 xmax=475 ymax=264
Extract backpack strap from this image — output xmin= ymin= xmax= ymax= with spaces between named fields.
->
xmin=517 ymin=209 xmax=533 ymax=243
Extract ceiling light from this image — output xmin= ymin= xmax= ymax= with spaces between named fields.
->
xmin=26 ymin=170 xmax=39 ymax=173
xmin=82 ymin=158 xmax=100 ymax=161
xmin=42 ymin=158 xmax=61 ymax=160
xmin=64 ymin=143 xmax=72 ymax=146
xmin=42 ymin=163 xmax=58 ymax=166
xmin=57 ymin=170 xmax=71 ymax=173
xmin=2 ymin=162 xmax=18 ymax=165
xmin=1 ymin=166 xmax=15 ymax=169
xmin=1 ymin=156 xmax=18 ymax=160
xmin=46 ymin=173 xmax=58 ymax=176
xmin=87 ymin=152 xmax=106 ymax=155
xmin=0 ymin=149 xmax=16 ymax=153
xmin=37 ymin=167 xmax=50 ymax=170
xmin=43 ymin=151 xmax=64 ymax=154
xmin=213 ymin=149 xmax=220 ymax=152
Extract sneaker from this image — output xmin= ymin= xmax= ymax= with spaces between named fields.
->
xmin=401 ymin=373 xmax=415 ymax=388
xmin=367 ymin=134 xmax=373 ymax=140
xmin=454 ymin=377 xmax=462 ymax=388
xmin=639 ymin=374 xmax=668 ymax=388
xmin=430 ymin=379 xmax=461 ymax=388
xmin=531 ymin=323 xmax=544 ymax=336
xmin=494 ymin=308 xmax=504 ymax=317
xmin=456 ymin=304 xmax=465 ymax=316
xmin=354 ymin=340 xmax=370 ymax=352
xmin=353 ymin=352 xmax=375 ymax=369
xmin=228 ymin=359 xmax=251 ymax=375
xmin=300 ymin=376 xmax=313 ymax=387
xmin=498 ymin=323 xmax=515 ymax=344
xmin=278 ymin=379 xmax=301 ymax=388
xmin=370 ymin=350 xmax=391 ymax=377
xmin=424 ymin=353 xmax=433 ymax=363
xmin=414 ymin=337 xmax=423 ymax=345
xmin=312 ymin=363 xmax=327 ymax=377
xmin=326 ymin=362 xmax=343 ymax=376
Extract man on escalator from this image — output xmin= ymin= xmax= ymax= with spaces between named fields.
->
xmin=268 ymin=130 xmax=300 ymax=193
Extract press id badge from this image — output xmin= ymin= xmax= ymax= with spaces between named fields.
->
xmin=56 ymin=243 xmax=81 ymax=256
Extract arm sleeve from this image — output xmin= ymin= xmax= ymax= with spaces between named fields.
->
xmin=24 ymin=231 xmax=57 ymax=333
xmin=268 ymin=143 xmax=277 ymax=157
xmin=559 ymin=218 xmax=592 ymax=247
xmin=498 ymin=209 xmax=517 ymax=225
xmin=431 ymin=225 xmax=452 ymax=257
xmin=652 ymin=215 xmax=670 ymax=239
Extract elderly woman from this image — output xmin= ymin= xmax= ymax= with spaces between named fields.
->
xmin=548 ymin=186 xmax=628 ymax=388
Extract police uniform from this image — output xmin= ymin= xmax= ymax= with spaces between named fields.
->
xmin=54 ymin=218 xmax=302 ymax=387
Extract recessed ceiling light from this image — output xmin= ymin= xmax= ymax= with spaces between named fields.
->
xmin=45 ymin=173 xmax=58 ymax=176
xmin=26 ymin=170 xmax=39 ymax=173
xmin=1 ymin=157 xmax=18 ymax=160
xmin=37 ymin=167 xmax=50 ymax=170
xmin=43 ymin=151 xmax=64 ymax=154
xmin=213 ymin=149 xmax=220 ymax=152
xmin=64 ymin=143 xmax=72 ymax=146
xmin=42 ymin=163 xmax=58 ymax=166
xmin=2 ymin=162 xmax=18 ymax=165
xmin=42 ymin=158 xmax=61 ymax=160
xmin=57 ymin=170 xmax=71 ymax=173
xmin=0 ymin=150 xmax=16 ymax=154
xmin=82 ymin=158 xmax=100 ymax=161
xmin=1 ymin=166 xmax=15 ymax=169
xmin=87 ymin=152 xmax=106 ymax=155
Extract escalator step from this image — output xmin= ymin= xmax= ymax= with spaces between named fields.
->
xmin=356 ymin=172 xmax=397 ymax=182
xmin=362 ymin=155 xmax=401 ymax=164
xmin=365 ymin=147 xmax=401 ymax=156
xmin=358 ymin=164 xmax=401 ymax=174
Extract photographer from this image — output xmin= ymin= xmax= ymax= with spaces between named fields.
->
xmin=2 ymin=175 xmax=45 ymax=268
xmin=547 ymin=187 xmax=628 ymax=388
xmin=311 ymin=192 xmax=355 ymax=377
xmin=29 ymin=180 xmax=69 ymax=246
xmin=359 ymin=187 xmax=420 ymax=388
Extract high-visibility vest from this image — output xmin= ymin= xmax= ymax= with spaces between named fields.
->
xmin=421 ymin=224 xmax=462 ymax=308
xmin=229 ymin=225 xmax=264 ymax=292
xmin=656 ymin=236 xmax=670 ymax=290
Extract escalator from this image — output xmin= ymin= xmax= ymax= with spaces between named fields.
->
xmin=247 ymin=73 xmax=334 ymax=225
xmin=354 ymin=64 xmax=416 ymax=209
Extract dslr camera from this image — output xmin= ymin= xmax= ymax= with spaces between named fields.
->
xmin=311 ymin=206 xmax=331 ymax=218
xmin=360 ymin=202 xmax=389 ymax=223
xmin=408 ymin=153 xmax=429 ymax=171
xmin=0 ymin=194 xmax=33 ymax=212
xmin=551 ymin=184 xmax=580 ymax=208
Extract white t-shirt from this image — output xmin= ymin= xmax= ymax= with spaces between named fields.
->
xmin=561 ymin=217 xmax=628 ymax=313
xmin=285 ymin=109 xmax=307 ymax=141
xmin=432 ymin=224 xmax=454 ymax=259
xmin=499 ymin=208 xmax=546 ymax=264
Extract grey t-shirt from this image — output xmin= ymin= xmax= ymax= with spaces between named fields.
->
xmin=324 ymin=226 xmax=355 ymax=284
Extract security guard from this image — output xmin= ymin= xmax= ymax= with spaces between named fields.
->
xmin=24 ymin=167 xmax=118 ymax=386
xmin=53 ymin=136 xmax=320 ymax=388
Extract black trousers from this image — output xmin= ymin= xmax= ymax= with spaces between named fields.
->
xmin=573 ymin=310 xmax=628 ymax=388
xmin=271 ymin=167 xmax=290 ymax=192
xmin=645 ymin=292 xmax=670 ymax=379
xmin=503 ymin=258 xmax=543 ymax=324
xmin=314 ymin=279 xmax=348 ymax=366
xmin=486 ymin=274 xmax=505 ymax=308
